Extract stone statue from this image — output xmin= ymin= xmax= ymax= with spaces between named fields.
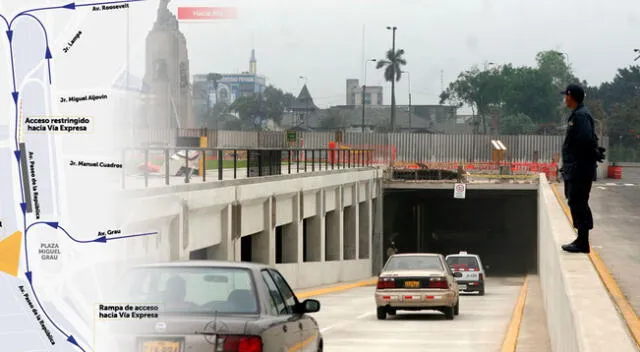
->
xmin=154 ymin=0 xmax=178 ymax=31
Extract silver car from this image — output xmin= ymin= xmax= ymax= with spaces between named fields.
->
xmin=98 ymin=260 xmax=323 ymax=352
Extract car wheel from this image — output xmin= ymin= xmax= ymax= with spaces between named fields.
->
xmin=376 ymin=307 xmax=387 ymax=320
xmin=454 ymin=300 xmax=459 ymax=316
xmin=317 ymin=339 xmax=323 ymax=352
xmin=478 ymin=287 xmax=485 ymax=296
xmin=444 ymin=306 xmax=454 ymax=320
xmin=387 ymin=308 xmax=396 ymax=315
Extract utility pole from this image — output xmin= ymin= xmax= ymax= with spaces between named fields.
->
xmin=402 ymin=70 xmax=411 ymax=129
xmin=362 ymin=59 xmax=376 ymax=132
xmin=386 ymin=26 xmax=397 ymax=131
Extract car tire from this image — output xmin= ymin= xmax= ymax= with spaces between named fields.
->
xmin=317 ymin=339 xmax=323 ymax=352
xmin=479 ymin=287 xmax=485 ymax=296
xmin=444 ymin=306 xmax=454 ymax=320
xmin=376 ymin=307 xmax=387 ymax=320
xmin=387 ymin=308 xmax=396 ymax=315
xmin=454 ymin=300 xmax=459 ymax=316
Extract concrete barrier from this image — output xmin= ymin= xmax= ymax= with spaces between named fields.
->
xmin=537 ymin=175 xmax=637 ymax=352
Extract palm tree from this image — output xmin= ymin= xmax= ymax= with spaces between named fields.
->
xmin=376 ymin=48 xmax=407 ymax=131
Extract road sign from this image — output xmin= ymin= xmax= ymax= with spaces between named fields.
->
xmin=454 ymin=183 xmax=466 ymax=199
xmin=286 ymin=130 xmax=297 ymax=143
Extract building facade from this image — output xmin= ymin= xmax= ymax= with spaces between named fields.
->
xmin=346 ymin=79 xmax=383 ymax=106
xmin=192 ymin=49 xmax=266 ymax=125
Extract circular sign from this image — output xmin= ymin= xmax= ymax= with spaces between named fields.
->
xmin=455 ymin=184 xmax=465 ymax=192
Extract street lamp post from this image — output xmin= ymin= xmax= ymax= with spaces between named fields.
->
xmin=362 ymin=58 xmax=377 ymax=132
xmin=402 ymin=70 xmax=411 ymax=129
xmin=386 ymin=25 xmax=397 ymax=131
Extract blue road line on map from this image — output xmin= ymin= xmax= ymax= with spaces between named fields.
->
xmin=106 ymin=231 xmax=158 ymax=241
xmin=0 ymin=14 xmax=8 ymax=29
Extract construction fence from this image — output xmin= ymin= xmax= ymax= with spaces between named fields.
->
xmin=127 ymin=129 xmax=609 ymax=166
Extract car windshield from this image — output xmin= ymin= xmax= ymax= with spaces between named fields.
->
xmin=384 ymin=256 xmax=443 ymax=271
xmin=446 ymin=256 xmax=480 ymax=270
xmin=117 ymin=266 xmax=258 ymax=314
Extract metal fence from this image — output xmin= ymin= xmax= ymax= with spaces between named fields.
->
xmin=126 ymin=129 xmax=611 ymax=163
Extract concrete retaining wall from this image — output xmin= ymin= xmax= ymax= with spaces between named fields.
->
xmin=537 ymin=176 xmax=636 ymax=352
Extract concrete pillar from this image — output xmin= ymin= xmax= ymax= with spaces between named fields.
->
xmin=209 ymin=204 xmax=233 ymax=260
xmin=178 ymin=201 xmax=189 ymax=260
xmin=343 ymin=185 xmax=357 ymax=260
xmin=358 ymin=181 xmax=371 ymax=259
xmin=325 ymin=188 xmax=342 ymax=261
xmin=354 ymin=182 xmax=361 ymax=259
xmin=372 ymin=179 xmax=384 ymax=275
xmin=282 ymin=193 xmax=301 ymax=263
xmin=305 ymin=190 xmax=324 ymax=262
xmin=252 ymin=197 xmax=275 ymax=265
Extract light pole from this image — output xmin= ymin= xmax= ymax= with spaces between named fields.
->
xmin=401 ymin=70 xmax=411 ymax=129
xmin=386 ymin=25 xmax=397 ymax=131
xmin=362 ymin=58 xmax=377 ymax=132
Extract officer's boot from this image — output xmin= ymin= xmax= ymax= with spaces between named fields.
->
xmin=561 ymin=229 xmax=590 ymax=253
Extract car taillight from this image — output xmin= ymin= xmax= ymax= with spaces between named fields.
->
xmin=377 ymin=277 xmax=396 ymax=289
xmin=216 ymin=335 xmax=262 ymax=352
xmin=428 ymin=277 xmax=448 ymax=289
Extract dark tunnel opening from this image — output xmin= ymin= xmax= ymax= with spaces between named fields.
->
xmin=383 ymin=188 xmax=538 ymax=277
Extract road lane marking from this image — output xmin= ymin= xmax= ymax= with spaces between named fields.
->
xmin=296 ymin=278 xmax=377 ymax=299
xmin=500 ymin=276 xmax=528 ymax=352
xmin=320 ymin=312 xmax=374 ymax=333
xmin=551 ymin=183 xmax=640 ymax=347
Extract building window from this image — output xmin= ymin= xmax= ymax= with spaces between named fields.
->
xmin=377 ymin=94 xmax=382 ymax=105
xmin=364 ymin=93 xmax=372 ymax=105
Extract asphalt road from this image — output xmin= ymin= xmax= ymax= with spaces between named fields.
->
xmin=309 ymin=277 xmax=525 ymax=352
xmin=589 ymin=167 xmax=640 ymax=316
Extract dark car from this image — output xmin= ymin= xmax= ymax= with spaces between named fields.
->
xmin=98 ymin=260 xmax=323 ymax=352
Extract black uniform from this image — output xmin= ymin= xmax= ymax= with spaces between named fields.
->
xmin=561 ymin=101 xmax=598 ymax=250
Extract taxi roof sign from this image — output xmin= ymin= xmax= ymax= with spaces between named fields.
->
xmin=459 ymin=251 xmax=468 ymax=254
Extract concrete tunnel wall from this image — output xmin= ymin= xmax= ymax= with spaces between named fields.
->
xmin=120 ymin=168 xmax=383 ymax=289
xmin=383 ymin=188 xmax=538 ymax=277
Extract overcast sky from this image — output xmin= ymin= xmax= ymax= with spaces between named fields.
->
xmin=126 ymin=0 xmax=640 ymax=109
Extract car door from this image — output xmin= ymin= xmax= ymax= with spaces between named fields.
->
xmin=267 ymin=269 xmax=318 ymax=352
xmin=260 ymin=270 xmax=298 ymax=351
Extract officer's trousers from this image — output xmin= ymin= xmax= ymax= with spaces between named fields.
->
xmin=564 ymin=178 xmax=594 ymax=231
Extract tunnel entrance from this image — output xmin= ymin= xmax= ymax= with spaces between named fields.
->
xmin=383 ymin=188 xmax=538 ymax=277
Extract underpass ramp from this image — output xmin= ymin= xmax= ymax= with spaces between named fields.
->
xmin=310 ymin=278 xmax=524 ymax=351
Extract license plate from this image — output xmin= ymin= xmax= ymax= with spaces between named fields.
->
xmin=404 ymin=281 xmax=420 ymax=288
xmin=459 ymin=284 xmax=467 ymax=290
xmin=142 ymin=340 xmax=181 ymax=352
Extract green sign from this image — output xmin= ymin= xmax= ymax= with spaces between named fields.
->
xmin=286 ymin=130 xmax=297 ymax=143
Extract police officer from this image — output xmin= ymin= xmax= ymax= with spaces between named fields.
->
xmin=560 ymin=84 xmax=601 ymax=253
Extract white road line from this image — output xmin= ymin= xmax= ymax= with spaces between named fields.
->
xmin=597 ymin=187 xmax=606 ymax=190
xmin=605 ymin=183 xmax=616 ymax=186
xmin=320 ymin=312 xmax=374 ymax=333
xmin=624 ymin=183 xmax=634 ymax=186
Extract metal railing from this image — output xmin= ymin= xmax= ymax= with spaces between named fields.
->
xmin=121 ymin=147 xmax=374 ymax=189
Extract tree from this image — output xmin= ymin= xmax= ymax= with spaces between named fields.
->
xmin=228 ymin=85 xmax=296 ymax=129
xmin=499 ymin=113 xmax=537 ymax=134
xmin=439 ymin=66 xmax=503 ymax=133
xmin=319 ymin=109 xmax=348 ymax=130
xmin=376 ymin=48 xmax=407 ymax=131
xmin=499 ymin=65 xmax=557 ymax=125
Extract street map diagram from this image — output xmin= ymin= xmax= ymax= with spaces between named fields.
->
xmin=0 ymin=1 xmax=157 ymax=351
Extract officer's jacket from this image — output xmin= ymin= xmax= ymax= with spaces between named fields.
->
xmin=561 ymin=103 xmax=598 ymax=181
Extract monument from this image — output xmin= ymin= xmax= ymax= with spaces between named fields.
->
xmin=142 ymin=0 xmax=194 ymax=129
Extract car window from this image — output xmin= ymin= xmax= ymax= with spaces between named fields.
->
xmin=117 ymin=266 xmax=258 ymax=314
xmin=446 ymin=256 xmax=480 ymax=270
xmin=267 ymin=270 xmax=297 ymax=314
xmin=383 ymin=256 xmax=443 ymax=271
xmin=261 ymin=270 xmax=285 ymax=316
